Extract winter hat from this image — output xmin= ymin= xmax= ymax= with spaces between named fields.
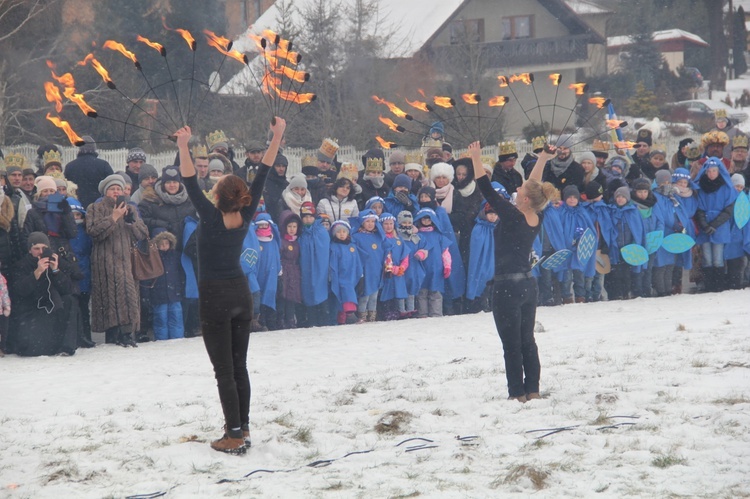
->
xmin=678 ymin=138 xmax=694 ymax=150
xmin=162 ymin=166 xmax=181 ymax=183
xmin=300 ymin=201 xmax=316 ymax=217
xmin=649 ymin=148 xmax=666 ymax=158
xmin=67 ymin=197 xmax=85 ymax=214
xmin=614 ymin=186 xmax=631 ymax=202
xmin=577 ymin=151 xmax=596 ymax=166
xmin=607 ymin=156 xmax=627 ymax=171
xmin=118 ymin=172 xmax=132 ymax=186
xmin=274 ymin=154 xmax=289 ymax=167
xmin=317 ymin=151 xmax=334 ymax=163
xmin=442 ymin=142 xmax=453 ymax=154
xmin=138 ymin=163 xmax=158 ymax=182
xmin=389 ymin=150 xmax=406 ymax=165
xmin=27 ymin=231 xmax=50 ymax=250
xmin=583 ymin=181 xmax=603 ymax=201
xmin=365 ymin=196 xmax=385 ymax=210
xmin=397 ymin=210 xmax=413 ymax=225
xmin=418 ymin=185 xmax=436 ymax=201
xmin=655 ymin=170 xmax=672 ymax=186
xmin=98 ymin=174 xmax=125 ymax=195
xmin=288 ymin=173 xmax=308 ymax=190
xmin=672 ymin=168 xmax=691 ymax=183
xmin=208 ymin=159 xmax=225 ymax=173
xmin=359 ymin=209 xmax=379 ymax=222
xmin=54 ymin=177 xmax=67 ymax=188
xmin=34 ymin=175 xmax=57 ymax=193
xmin=635 ymin=128 xmax=652 ymax=146
xmin=37 ymin=143 xmax=60 ymax=159
xmin=379 ymin=212 xmax=396 ymax=223
xmin=126 ymin=148 xmax=147 ymax=164
xmin=301 ymin=165 xmax=319 ymax=176
xmin=425 ymin=148 xmax=443 ymax=161
xmin=429 ymin=121 xmax=444 ymax=136
xmin=330 ymin=219 xmax=351 ymax=236
xmin=6 ymin=166 xmax=22 ymax=176
xmin=731 ymin=173 xmax=746 ymax=188
xmin=244 ymin=140 xmax=265 ymax=153
xmin=562 ymin=185 xmax=580 ymax=201
xmin=429 ymin=162 xmax=454 ymax=182
xmin=392 ymin=173 xmax=412 ymax=191
xmin=632 ymin=178 xmax=651 ymax=191
xmin=404 ymin=163 xmax=423 ymax=174
xmin=78 ymin=135 xmax=97 ymax=155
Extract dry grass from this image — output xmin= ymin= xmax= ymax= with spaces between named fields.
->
xmin=374 ymin=410 xmax=412 ymax=434
xmin=496 ymin=464 xmax=549 ymax=490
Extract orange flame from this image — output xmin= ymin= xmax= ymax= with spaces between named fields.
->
xmin=275 ymin=88 xmax=315 ymax=104
xmin=614 ymin=141 xmax=637 ymax=149
xmin=137 ymin=35 xmax=165 ymax=55
xmin=606 ymin=120 xmax=625 ymax=129
xmin=44 ymin=82 xmax=63 ymax=113
xmin=405 ymin=97 xmax=430 ymax=112
xmin=204 ymin=31 xmax=248 ymax=65
xmin=261 ymin=29 xmax=291 ymax=50
xmin=176 ymin=29 xmax=196 ymax=50
xmin=46 ymin=113 xmax=84 ymax=146
xmin=509 ymin=73 xmax=533 ymax=85
xmin=378 ymin=115 xmax=404 ymax=133
xmin=103 ymin=40 xmax=139 ymax=66
xmin=372 ymin=95 xmax=411 ymax=119
xmin=549 ymin=73 xmax=562 ymax=86
xmin=569 ymin=83 xmax=588 ymax=95
xmin=461 ymin=93 xmax=480 ymax=105
xmin=589 ymin=97 xmax=607 ymax=109
xmin=375 ymin=136 xmax=396 ymax=149
xmin=488 ymin=96 xmax=508 ymax=107
xmin=46 ymin=60 xmax=56 ymax=69
xmin=497 ymin=75 xmax=509 ymax=87
xmin=78 ymin=54 xmax=114 ymax=88
xmin=50 ymin=70 xmax=75 ymax=88
xmin=433 ymin=96 xmax=454 ymax=108
xmin=63 ymin=87 xmax=97 ymax=117
xmin=417 ymin=88 xmax=426 ymax=98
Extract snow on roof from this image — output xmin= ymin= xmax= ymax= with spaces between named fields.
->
xmin=564 ymin=0 xmax=610 ymax=15
xmin=607 ymin=29 xmax=709 ymax=49
xmin=221 ymin=0 xmax=466 ymax=94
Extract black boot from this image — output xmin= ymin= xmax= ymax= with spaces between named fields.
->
xmin=116 ymin=328 xmax=138 ymax=348
xmin=78 ymin=332 xmax=96 ymax=348
xmin=703 ymin=268 xmax=715 ymax=293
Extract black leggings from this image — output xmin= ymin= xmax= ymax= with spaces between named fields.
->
xmin=199 ymin=277 xmax=253 ymax=431
xmin=492 ymin=277 xmax=541 ymax=398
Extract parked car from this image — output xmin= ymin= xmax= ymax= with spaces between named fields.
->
xmin=664 ymin=100 xmax=748 ymax=132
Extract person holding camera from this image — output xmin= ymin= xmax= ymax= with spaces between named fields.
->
xmin=86 ymin=174 xmax=148 ymax=346
xmin=8 ymin=232 xmax=77 ymax=356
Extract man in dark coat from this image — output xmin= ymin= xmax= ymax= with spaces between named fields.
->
xmin=236 ymin=140 xmax=265 ymax=186
xmin=542 ymin=134 xmax=585 ymax=194
xmin=64 ymin=136 xmax=114 ymax=209
xmin=263 ymin=154 xmax=290 ymax=222
xmin=491 ymin=142 xmax=523 ymax=195
xmin=383 ymin=150 xmax=406 ymax=190
xmin=124 ymin=148 xmax=147 ymax=186
xmin=629 ymin=128 xmax=652 ymax=181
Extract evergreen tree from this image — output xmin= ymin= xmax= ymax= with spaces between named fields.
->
xmin=620 ymin=32 xmax=664 ymax=91
xmin=626 ymin=82 xmax=659 ymax=118
xmin=734 ymin=7 xmax=748 ymax=77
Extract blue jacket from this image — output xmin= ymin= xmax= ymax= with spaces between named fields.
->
xmin=151 ymin=249 xmax=184 ymax=305
xmin=69 ymin=223 xmax=92 ymax=294
xmin=299 ymin=219 xmax=330 ymax=306
xmin=413 ymin=209 xmax=452 ymax=292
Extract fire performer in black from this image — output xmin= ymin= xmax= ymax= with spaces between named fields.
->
xmin=175 ymin=117 xmax=286 ymax=454
xmin=469 ymin=141 xmax=557 ymax=403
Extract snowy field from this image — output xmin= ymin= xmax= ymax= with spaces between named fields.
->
xmin=1 ymin=290 xmax=749 ymax=498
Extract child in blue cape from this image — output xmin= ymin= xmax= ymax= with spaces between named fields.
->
xmin=725 ymin=174 xmax=749 ymax=289
xmin=238 ymin=217 xmax=263 ymax=331
xmin=253 ymin=213 xmax=281 ymax=330
xmin=329 ymin=220 xmax=363 ymax=324
xmin=379 ymin=212 xmax=409 ymax=320
xmin=68 ymin=197 xmax=95 ymax=347
xmin=413 ymin=208 xmax=452 ymax=318
xmin=299 ymin=201 xmax=330 ymax=327
xmin=465 ymin=203 xmax=499 ymax=307
xmin=694 ymin=157 xmax=738 ymax=292
xmin=350 ymin=209 xmax=385 ymax=322
xmin=365 ymin=196 xmax=386 ymax=216
xmin=630 ymin=178 xmax=667 ymax=298
xmin=384 ymin=174 xmax=418 ymax=216
xmin=657 ymin=168 xmax=698 ymax=294
xmin=581 ymin=181 xmax=610 ymax=302
xmin=397 ymin=211 xmax=422 ymax=318
xmin=604 ymin=186 xmax=646 ymax=300
xmin=558 ymin=185 xmax=597 ymax=303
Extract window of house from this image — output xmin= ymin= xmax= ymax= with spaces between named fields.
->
xmin=502 ymin=15 xmax=533 ymax=40
xmin=449 ymin=19 xmax=485 ymax=44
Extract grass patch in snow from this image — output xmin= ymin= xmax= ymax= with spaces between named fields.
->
xmin=712 ymin=395 xmax=750 ymax=405
xmin=495 ymin=464 xmax=549 ymax=490
xmin=651 ymin=454 xmax=687 ymax=468
xmin=374 ymin=410 xmax=412 ymax=434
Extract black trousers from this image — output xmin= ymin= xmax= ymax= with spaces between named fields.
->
xmin=199 ymin=277 xmax=253 ymax=431
xmin=492 ymin=277 xmax=541 ymax=398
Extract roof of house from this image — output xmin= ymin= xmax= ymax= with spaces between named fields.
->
xmin=564 ymin=0 xmax=612 ymax=16
xmin=607 ymin=29 xmax=709 ymax=49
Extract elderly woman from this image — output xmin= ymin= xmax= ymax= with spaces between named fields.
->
xmin=87 ymin=174 xmax=148 ymax=346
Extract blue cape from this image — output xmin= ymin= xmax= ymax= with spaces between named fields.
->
xmin=384 ymin=190 xmax=418 ymax=217
xmin=417 ymin=204 xmax=466 ymax=299
xmin=413 ymin=209 xmax=452 ymax=292
xmin=181 ymin=216 xmax=199 ymax=299
xmin=329 ymin=239 xmax=363 ymax=305
xmin=695 ymin=161 xmax=739 ymax=244
xmin=253 ymin=213 xmax=281 ymax=309
xmin=239 ymin=226 xmax=261 ymax=294
xmin=654 ymin=191 xmax=697 ymax=269
xmin=380 ymin=234 xmax=409 ymax=301
xmin=465 ymin=216 xmax=497 ymax=300
xmin=606 ymin=202 xmax=646 ymax=271
xmin=299 ymin=219 xmax=330 ymax=306
xmin=725 ymin=191 xmax=750 ymax=259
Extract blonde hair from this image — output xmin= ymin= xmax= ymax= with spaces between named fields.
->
xmin=524 ymin=179 xmax=558 ymax=212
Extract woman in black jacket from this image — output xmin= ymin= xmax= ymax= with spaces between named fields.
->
xmin=138 ymin=166 xmax=196 ymax=249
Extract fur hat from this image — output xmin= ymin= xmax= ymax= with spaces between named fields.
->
xmin=392 ymin=173 xmax=412 ymax=191
xmin=404 ymin=163 xmax=422 ymax=174
xmin=27 ymin=231 xmax=50 ymax=250
xmin=98 ymin=174 xmax=125 ymax=195
xmin=288 ymin=173 xmax=307 ymax=190
xmin=34 ymin=175 xmax=57 ymax=193
xmin=153 ymin=231 xmax=177 ymax=250
xmin=578 ymin=151 xmax=596 ymax=166
xmin=442 ymin=142 xmax=453 ymax=154
xmin=614 ymin=186 xmax=631 ymax=201
xmin=429 ymin=162 xmax=454 ymax=182
xmin=127 ymin=148 xmax=147 ymax=164
xmin=562 ymin=185 xmax=580 ymax=201
xmin=138 ymin=163 xmax=158 ymax=182
xmin=425 ymin=147 xmax=443 ymax=161
xmin=636 ymin=128 xmax=652 ymax=146
xmin=583 ymin=181 xmax=603 ymax=200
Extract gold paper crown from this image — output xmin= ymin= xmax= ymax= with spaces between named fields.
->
xmin=701 ymin=130 xmax=730 ymax=147
xmin=301 ymin=155 xmax=317 ymax=167
xmin=732 ymin=134 xmax=749 ymax=149
xmin=498 ymin=141 xmax=517 ymax=156
xmin=365 ymin=157 xmax=384 ymax=173
xmin=43 ymin=150 xmax=62 ymax=167
xmin=4 ymin=152 xmax=28 ymax=169
xmin=422 ymin=138 xmax=442 ymax=149
xmin=592 ymin=139 xmax=611 ymax=153
xmin=481 ymin=155 xmax=496 ymax=170
xmin=337 ymin=162 xmax=359 ymax=180
xmin=651 ymin=144 xmax=667 ymax=155
xmin=404 ymin=152 xmax=423 ymax=165
xmin=192 ymin=145 xmax=208 ymax=159
xmin=319 ymin=138 xmax=339 ymax=159
xmin=531 ymin=136 xmax=546 ymax=152
xmin=685 ymin=142 xmax=702 ymax=160
xmin=206 ymin=130 xmax=229 ymax=151
xmin=714 ymin=109 xmax=727 ymax=119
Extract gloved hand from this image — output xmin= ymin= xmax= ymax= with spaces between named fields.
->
xmin=395 ymin=191 xmax=413 ymax=208
xmin=392 ymin=265 xmax=405 ymax=277
xmin=443 ymin=265 xmax=451 ymax=279
xmin=59 ymin=198 xmax=71 ymax=214
xmin=414 ymin=249 xmax=428 ymax=261
xmin=123 ymin=208 xmax=135 ymax=224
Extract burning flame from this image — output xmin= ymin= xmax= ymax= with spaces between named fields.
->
xmin=417 ymin=88 xmax=426 ymax=98
xmin=375 ymin=136 xmax=396 ymax=149
xmin=378 ymin=115 xmax=405 ymax=133
xmin=204 ymin=30 xmax=248 ymax=64
xmin=461 ymin=93 xmax=481 ymax=105
xmin=497 ymin=75 xmax=509 ymax=88
xmin=614 ymin=141 xmax=637 ymax=149
xmin=137 ymin=35 xmax=166 ymax=56
xmin=78 ymin=54 xmax=115 ymax=88
xmin=50 ymin=70 xmax=75 ymax=88
xmin=405 ymin=97 xmax=431 ymax=113
xmin=589 ymin=97 xmax=607 ymax=109
xmin=549 ymin=73 xmax=562 ymax=86
xmin=606 ymin=120 xmax=626 ymax=129
xmin=372 ymin=95 xmax=412 ymax=120
xmin=44 ymin=82 xmax=63 ymax=113
xmin=46 ymin=60 xmax=55 ymax=69
xmin=433 ymin=96 xmax=454 ymax=108
xmin=569 ymin=83 xmax=588 ymax=95
xmin=261 ymin=29 xmax=291 ymax=50
xmin=176 ymin=29 xmax=196 ymax=50
xmin=248 ymin=32 xmax=299 ymax=65
xmin=510 ymin=73 xmax=533 ymax=85
xmin=46 ymin=113 xmax=84 ymax=146
xmin=63 ymin=87 xmax=97 ymax=117
xmin=275 ymin=88 xmax=315 ymax=104
xmin=103 ymin=40 xmax=140 ymax=67
xmin=488 ymin=96 xmax=509 ymax=107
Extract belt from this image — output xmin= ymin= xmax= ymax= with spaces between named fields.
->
xmin=494 ymin=272 xmax=534 ymax=282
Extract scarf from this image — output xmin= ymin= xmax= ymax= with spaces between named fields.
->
xmin=418 ymin=225 xmax=434 ymax=232
xmin=550 ymin=155 xmax=574 ymax=177
xmin=633 ymin=191 xmax=657 ymax=209
xmin=699 ymin=174 xmax=725 ymax=194
xmin=156 ymin=181 xmax=189 ymax=205
xmin=284 ymin=234 xmax=297 ymax=241
xmin=655 ymin=184 xmax=681 ymax=207
xmin=256 ymin=226 xmax=272 ymax=239
xmin=398 ymin=226 xmax=420 ymax=244
xmin=366 ymin=175 xmax=385 ymax=189
xmin=281 ymin=188 xmax=312 ymax=215
xmin=584 ymin=166 xmax=600 ymax=185
xmin=434 ymin=183 xmax=454 ymax=214
xmin=458 ymin=180 xmax=476 ymax=198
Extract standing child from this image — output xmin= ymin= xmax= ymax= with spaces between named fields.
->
xmin=397 ymin=211 xmax=422 ymax=318
xmin=351 ymin=209 xmax=385 ymax=322
xmin=465 ymin=203 xmax=499 ymax=311
xmin=254 ymin=213 xmax=281 ymax=329
xmin=299 ymin=202 xmax=330 ymax=327
xmin=604 ymin=187 xmax=646 ymax=300
xmin=413 ymin=208 xmax=452 ymax=318
xmin=151 ymin=231 xmax=185 ymax=340
xmin=68 ymin=197 xmax=95 ymax=347
xmin=379 ymin=212 xmax=409 ymax=320
xmin=329 ymin=220 xmax=363 ymax=324
xmin=278 ymin=211 xmax=304 ymax=328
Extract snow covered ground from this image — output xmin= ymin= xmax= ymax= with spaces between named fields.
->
xmin=1 ymin=290 xmax=749 ymax=498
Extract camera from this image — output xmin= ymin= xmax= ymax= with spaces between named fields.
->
xmin=46 ymin=193 xmax=66 ymax=213
xmin=41 ymin=247 xmax=53 ymax=260
xmin=116 ymin=195 xmax=127 ymax=207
